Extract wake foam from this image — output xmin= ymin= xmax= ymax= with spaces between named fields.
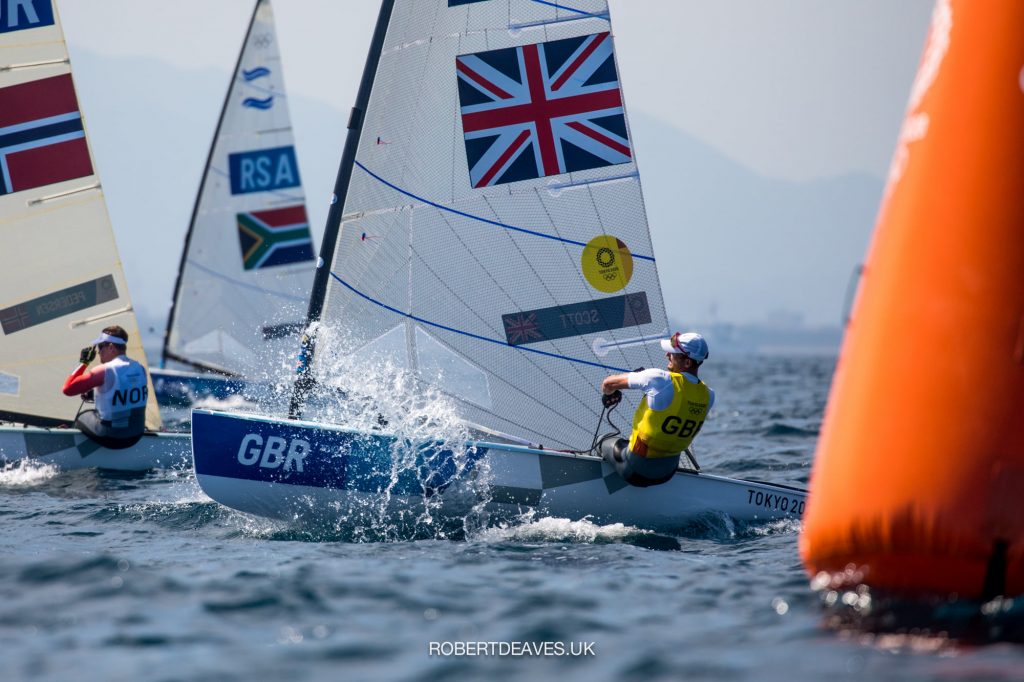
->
xmin=0 ymin=459 xmax=59 ymax=486
xmin=479 ymin=514 xmax=646 ymax=544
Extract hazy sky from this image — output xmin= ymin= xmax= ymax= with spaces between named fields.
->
xmin=54 ymin=0 xmax=935 ymax=327
xmin=59 ymin=0 xmax=934 ymax=180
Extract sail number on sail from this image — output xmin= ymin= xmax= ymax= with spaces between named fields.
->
xmin=0 ymin=0 xmax=54 ymax=34
xmin=501 ymin=292 xmax=651 ymax=346
xmin=0 ymin=276 xmax=119 ymax=335
xmin=228 ymin=146 xmax=301 ymax=195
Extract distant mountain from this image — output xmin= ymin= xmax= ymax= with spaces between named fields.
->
xmin=667 ymin=319 xmax=843 ymax=357
xmin=68 ymin=49 xmax=885 ymax=346
xmin=630 ymin=111 xmax=885 ymax=328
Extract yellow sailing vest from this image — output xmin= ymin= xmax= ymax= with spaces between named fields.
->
xmin=629 ymin=373 xmax=711 ymax=458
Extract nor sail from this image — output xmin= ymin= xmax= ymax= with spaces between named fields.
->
xmin=160 ymin=0 xmax=314 ymax=394
xmin=0 ymin=0 xmax=160 ymax=431
xmin=192 ymin=0 xmax=807 ymax=529
xmin=0 ymin=0 xmax=189 ymax=471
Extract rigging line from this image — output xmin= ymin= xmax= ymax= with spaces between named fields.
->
xmin=529 ymin=0 xmax=610 ymax=20
xmin=329 ymin=271 xmax=627 ymax=373
xmin=354 ymin=161 xmax=656 ymax=262
xmin=186 ymin=260 xmax=308 ymax=302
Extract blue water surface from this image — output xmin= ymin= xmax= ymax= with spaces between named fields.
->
xmin=1 ymin=355 xmax=1021 ymax=681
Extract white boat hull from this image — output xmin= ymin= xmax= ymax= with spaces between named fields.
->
xmin=0 ymin=426 xmax=191 ymax=471
xmin=192 ymin=409 xmax=807 ymax=530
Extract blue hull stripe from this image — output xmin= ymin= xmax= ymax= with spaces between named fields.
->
xmin=192 ymin=410 xmax=483 ymax=494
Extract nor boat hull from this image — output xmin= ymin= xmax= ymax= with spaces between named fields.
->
xmin=0 ymin=426 xmax=191 ymax=471
xmin=192 ymin=409 xmax=807 ymax=530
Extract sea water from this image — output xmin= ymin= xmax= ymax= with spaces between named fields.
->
xmin=1 ymin=355 xmax=1022 ymax=681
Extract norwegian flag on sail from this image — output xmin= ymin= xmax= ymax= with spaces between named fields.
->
xmin=456 ymin=32 xmax=631 ymax=188
xmin=0 ymin=74 xmax=93 ymax=196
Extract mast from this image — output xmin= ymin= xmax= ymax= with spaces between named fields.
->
xmin=161 ymin=0 xmax=263 ymax=371
xmin=289 ymin=0 xmax=396 ymax=418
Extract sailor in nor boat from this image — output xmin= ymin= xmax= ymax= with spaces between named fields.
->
xmin=61 ymin=326 xmax=149 ymax=449
xmin=598 ymin=332 xmax=714 ymax=487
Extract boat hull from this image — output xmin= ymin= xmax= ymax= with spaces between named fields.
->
xmin=0 ymin=426 xmax=191 ymax=471
xmin=151 ymin=368 xmax=252 ymax=406
xmin=192 ymin=409 xmax=807 ymax=530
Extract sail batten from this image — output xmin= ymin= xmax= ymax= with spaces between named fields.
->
xmin=2 ymin=58 xmax=70 ymax=72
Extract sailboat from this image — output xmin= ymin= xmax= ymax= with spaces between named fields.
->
xmin=191 ymin=0 xmax=807 ymax=529
xmin=0 ymin=0 xmax=189 ymax=470
xmin=154 ymin=0 xmax=315 ymax=406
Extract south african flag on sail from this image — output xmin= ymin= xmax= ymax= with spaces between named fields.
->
xmin=236 ymin=205 xmax=314 ymax=270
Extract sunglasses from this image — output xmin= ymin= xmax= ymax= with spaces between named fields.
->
xmin=669 ymin=332 xmax=689 ymax=357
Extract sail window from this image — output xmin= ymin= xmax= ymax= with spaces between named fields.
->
xmin=414 ymin=327 xmax=492 ymax=410
xmin=182 ymin=330 xmax=257 ymax=365
xmin=349 ymin=324 xmax=409 ymax=371
xmin=0 ymin=372 xmax=19 ymax=396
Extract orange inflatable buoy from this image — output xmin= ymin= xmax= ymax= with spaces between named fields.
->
xmin=800 ymin=0 xmax=1024 ymax=599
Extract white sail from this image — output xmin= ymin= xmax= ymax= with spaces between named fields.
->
xmin=310 ymin=0 xmax=669 ymax=450
xmin=0 ymin=0 xmax=161 ymax=430
xmin=163 ymin=0 xmax=314 ymax=379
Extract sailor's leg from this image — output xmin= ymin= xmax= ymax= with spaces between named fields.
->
xmin=600 ymin=435 xmax=643 ymax=485
xmin=623 ymin=455 xmax=681 ymax=487
xmin=74 ymin=410 xmax=104 ymax=440
xmin=599 ymin=434 xmax=628 ymax=463
xmin=74 ymin=410 xmax=143 ymax=450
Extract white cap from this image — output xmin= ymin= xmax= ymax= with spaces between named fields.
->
xmin=91 ymin=332 xmax=127 ymax=346
xmin=660 ymin=331 xmax=708 ymax=361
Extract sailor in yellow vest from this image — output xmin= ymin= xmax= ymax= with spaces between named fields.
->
xmin=599 ymin=331 xmax=714 ymax=487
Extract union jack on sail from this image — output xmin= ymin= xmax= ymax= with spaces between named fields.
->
xmin=502 ymin=312 xmax=543 ymax=346
xmin=456 ymin=32 xmax=631 ymax=188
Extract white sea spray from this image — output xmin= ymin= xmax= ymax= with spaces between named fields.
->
xmin=273 ymin=323 xmax=492 ymax=540
xmin=0 ymin=459 xmax=59 ymax=486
